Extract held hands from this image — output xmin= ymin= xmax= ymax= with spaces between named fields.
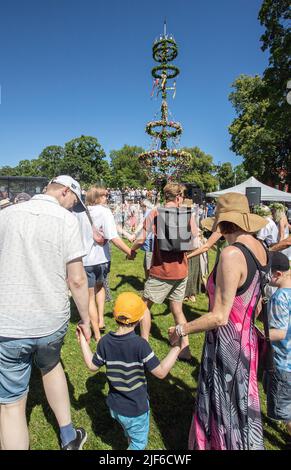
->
xmin=168 ymin=326 xmax=180 ymax=347
xmin=126 ymin=249 xmax=137 ymax=261
xmin=168 ymin=326 xmax=188 ymax=349
xmin=76 ymin=321 xmax=91 ymax=344
xmin=92 ymin=226 xmax=107 ymax=246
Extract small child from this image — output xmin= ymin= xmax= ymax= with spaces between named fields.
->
xmin=264 ymin=252 xmax=291 ymax=438
xmin=77 ymin=291 xmax=187 ymax=450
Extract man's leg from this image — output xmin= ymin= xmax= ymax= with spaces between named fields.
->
xmin=88 ymin=286 xmax=100 ymax=341
xmin=0 ymin=396 xmax=29 ymax=450
xmin=140 ymin=298 xmax=153 ymax=341
xmin=170 ymin=300 xmax=191 ymax=359
xmin=41 ymin=362 xmax=72 ymax=428
xmin=95 ymin=283 xmax=106 ymax=330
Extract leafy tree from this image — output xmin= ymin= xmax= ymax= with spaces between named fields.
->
xmin=216 ymin=162 xmax=235 ymax=190
xmin=0 ymin=165 xmax=19 ymax=176
xmin=234 ymin=163 xmax=249 ymax=185
xmin=229 ymin=74 xmax=275 ymax=181
xmin=15 ymin=159 xmax=41 ymax=176
xmin=179 ymin=147 xmax=218 ymax=192
xmin=62 ymin=135 xmax=108 ymax=186
xmin=109 ymin=145 xmax=148 ymax=188
xmin=37 ymin=145 xmax=65 ymax=179
xmin=259 ymin=0 xmax=291 ymax=185
xmin=229 ymin=1 xmax=291 ymax=186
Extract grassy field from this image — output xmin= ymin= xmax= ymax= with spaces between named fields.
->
xmin=27 ymin=246 xmax=289 ymax=450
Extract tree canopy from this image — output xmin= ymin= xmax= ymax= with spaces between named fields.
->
xmin=229 ymin=0 xmax=291 ymax=186
xmin=178 ymin=147 xmax=218 ymax=192
xmin=109 ymin=145 xmax=149 ymax=188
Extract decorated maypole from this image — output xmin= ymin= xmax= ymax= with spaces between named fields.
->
xmin=139 ymin=22 xmax=191 ymax=184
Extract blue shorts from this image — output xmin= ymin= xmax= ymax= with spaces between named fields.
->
xmin=110 ymin=408 xmax=150 ymax=450
xmin=0 ymin=322 xmax=68 ymax=404
xmin=264 ymin=368 xmax=291 ymax=422
xmin=85 ymin=262 xmax=111 ymax=288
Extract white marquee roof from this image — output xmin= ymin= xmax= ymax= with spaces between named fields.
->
xmin=206 ymin=176 xmax=291 ymax=202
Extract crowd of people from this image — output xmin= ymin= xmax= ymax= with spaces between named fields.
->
xmin=0 ymin=175 xmax=290 ymax=451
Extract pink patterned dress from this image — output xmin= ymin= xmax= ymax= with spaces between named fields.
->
xmin=188 ymin=243 xmax=269 ymax=450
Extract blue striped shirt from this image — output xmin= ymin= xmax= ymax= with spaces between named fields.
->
xmin=92 ymin=330 xmax=160 ymax=416
xmin=268 ymin=288 xmax=291 ymax=372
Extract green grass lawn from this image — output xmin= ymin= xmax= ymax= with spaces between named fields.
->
xmin=27 ymin=246 xmax=289 ymax=450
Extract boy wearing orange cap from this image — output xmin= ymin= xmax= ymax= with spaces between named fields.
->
xmin=77 ymin=291 xmax=187 ymax=450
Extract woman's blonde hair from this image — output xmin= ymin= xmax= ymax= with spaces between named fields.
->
xmin=85 ymin=186 xmax=107 ymax=205
xmin=270 ymin=203 xmax=286 ymax=223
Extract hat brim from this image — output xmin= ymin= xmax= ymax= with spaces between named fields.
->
xmin=212 ymin=212 xmax=267 ymax=233
xmin=201 ymin=217 xmax=219 ymax=232
xmin=73 ymin=198 xmax=87 ymax=213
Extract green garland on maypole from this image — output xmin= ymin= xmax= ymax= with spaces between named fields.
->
xmin=139 ymin=21 xmax=191 ymax=183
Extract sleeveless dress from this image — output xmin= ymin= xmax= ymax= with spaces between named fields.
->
xmin=188 ymin=243 xmax=269 ymax=450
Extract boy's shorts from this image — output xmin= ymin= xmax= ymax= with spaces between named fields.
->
xmin=110 ymin=408 xmax=150 ymax=450
xmin=0 ymin=321 xmax=68 ymax=404
xmin=264 ymin=368 xmax=291 ymax=422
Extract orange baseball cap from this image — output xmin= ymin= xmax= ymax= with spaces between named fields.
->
xmin=113 ymin=292 xmax=147 ymax=325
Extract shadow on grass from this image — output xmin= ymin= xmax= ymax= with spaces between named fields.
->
xmin=75 ymin=373 xmax=127 ymax=450
xmin=147 ymin=371 xmax=197 ymax=449
xmin=262 ymin=414 xmax=291 ymax=450
xmin=111 ymin=274 xmax=144 ymax=292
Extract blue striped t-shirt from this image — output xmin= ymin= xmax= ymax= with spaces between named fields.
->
xmin=268 ymin=287 xmax=291 ymax=372
xmin=92 ymin=330 xmax=160 ymax=417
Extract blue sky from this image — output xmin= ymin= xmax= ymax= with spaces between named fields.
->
xmin=0 ymin=0 xmax=268 ymax=168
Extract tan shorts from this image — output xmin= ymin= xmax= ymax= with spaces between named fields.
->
xmin=143 ymin=276 xmax=188 ymax=304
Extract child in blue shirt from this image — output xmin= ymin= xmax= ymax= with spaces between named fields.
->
xmin=77 ymin=291 xmax=187 ymax=450
xmin=265 ymin=252 xmax=291 ymax=438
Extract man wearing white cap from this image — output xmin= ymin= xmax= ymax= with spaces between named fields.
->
xmin=0 ymin=175 xmax=90 ymax=450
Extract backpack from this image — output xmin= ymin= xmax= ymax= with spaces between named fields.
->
xmin=156 ymin=207 xmax=193 ymax=252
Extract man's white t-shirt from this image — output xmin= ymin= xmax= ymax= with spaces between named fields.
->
xmin=256 ymin=217 xmax=279 ymax=247
xmin=75 ymin=205 xmax=118 ymax=266
xmin=0 ymin=195 xmax=86 ymax=338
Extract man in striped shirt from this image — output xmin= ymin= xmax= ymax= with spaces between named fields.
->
xmin=77 ymin=291 xmax=187 ymax=450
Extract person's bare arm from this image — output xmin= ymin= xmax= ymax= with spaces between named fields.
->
xmin=111 ymin=236 xmax=134 ymax=257
xmin=270 ymin=236 xmax=291 ymax=252
xmin=187 ymin=231 xmax=221 ymax=259
xmin=150 ymin=337 xmax=186 ymax=379
xmin=278 ymin=218 xmax=285 ymax=241
xmin=269 ymin=328 xmax=287 ymax=342
xmin=169 ymin=247 xmax=243 ymax=342
xmin=67 ymin=258 xmax=91 ymax=342
xmin=131 ymin=227 xmax=147 ymax=251
xmin=77 ymin=326 xmax=99 ymax=371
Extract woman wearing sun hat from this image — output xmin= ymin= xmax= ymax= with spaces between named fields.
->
xmin=169 ymin=192 xmax=270 ymax=450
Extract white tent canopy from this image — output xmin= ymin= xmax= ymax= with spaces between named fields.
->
xmin=206 ymin=176 xmax=291 ymax=202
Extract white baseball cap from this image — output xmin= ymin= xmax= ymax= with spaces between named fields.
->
xmin=49 ymin=175 xmax=86 ymax=211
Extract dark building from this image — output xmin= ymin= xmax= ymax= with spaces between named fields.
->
xmin=0 ymin=176 xmax=48 ymax=199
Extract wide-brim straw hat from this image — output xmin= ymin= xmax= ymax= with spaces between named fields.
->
xmin=201 ymin=217 xmax=220 ymax=232
xmin=202 ymin=192 xmax=267 ymax=233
